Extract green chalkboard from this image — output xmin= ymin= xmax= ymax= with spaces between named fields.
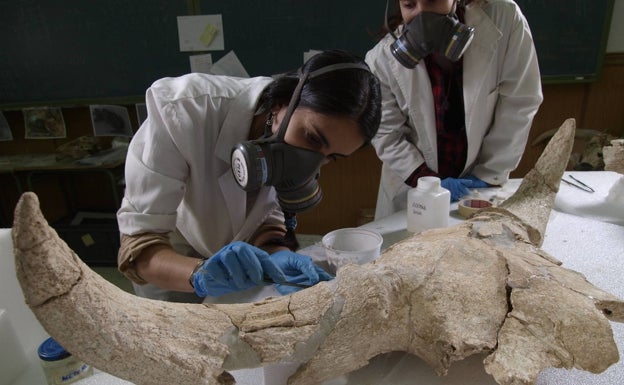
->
xmin=0 ymin=0 xmax=615 ymax=108
xmin=0 ymin=0 xmax=194 ymax=108
xmin=196 ymin=0 xmax=383 ymax=77
xmin=0 ymin=0 xmax=385 ymax=109
xmin=515 ymin=0 xmax=615 ymax=83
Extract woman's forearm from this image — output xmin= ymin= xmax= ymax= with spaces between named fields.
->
xmin=134 ymin=244 xmax=201 ymax=292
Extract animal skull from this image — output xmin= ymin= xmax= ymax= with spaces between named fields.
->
xmin=12 ymin=118 xmax=624 ymax=385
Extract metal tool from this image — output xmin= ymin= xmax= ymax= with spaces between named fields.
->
xmin=263 ymin=276 xmax=312 ymax=289
xmin=562 ymin=175 xmax=595 ymax=193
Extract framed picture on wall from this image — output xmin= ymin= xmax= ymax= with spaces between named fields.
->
xmin=89 ymin=105 xmax=133 ymax=137
xmin=0 ymin=112 xmax=13 ymax=141
xmin=135 ymin=103 xmax=147 ymax=126
xmin=23 ymin=107 xmax=66 ymax=139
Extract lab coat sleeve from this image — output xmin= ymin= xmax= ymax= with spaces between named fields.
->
xmin=117 ymin=87 xmax=193 ymax=235
xmin=366 ymin=47 xmax=428 ymax=182
xmin=471 ymin=2 xmax=543 ymax=184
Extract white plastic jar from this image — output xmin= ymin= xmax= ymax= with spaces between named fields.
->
xmin=38 ymin=337 xmax=93 ymax=385
xmin=407 ymin=176 xmax=450 ymax=233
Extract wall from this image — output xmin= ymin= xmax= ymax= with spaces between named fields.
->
xmin=0 ymin=107 xmax=138 ymax=227
xmin=512 ymin=53 xmax=624 ymax=179
xmin=295 ymin=53 xmax=624 ymax=235
xmin=606 ymin=0 xmax=624 ymax=52
xmin=2 ymin=2 xmax=624 ymax=233
xmin=2 ymin=60 xmax=623 ymax=233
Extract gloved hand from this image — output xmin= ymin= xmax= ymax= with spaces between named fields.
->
xmin=269 ymin=250 xmax=334 ymax=295
xmin=440 ymin=177 xmax=473 ymax=202
xmin=191 ymin=241 xmax=287 ymax=297
xmin=464 ymin=174 xmax=489 ymax=188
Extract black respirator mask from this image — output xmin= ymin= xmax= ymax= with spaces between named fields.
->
xmin=388 ymin=1 xmax=474 ymax=69
xmin=230 ymin=62 xmax=370 ymax=213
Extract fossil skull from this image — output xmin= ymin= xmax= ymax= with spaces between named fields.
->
xmin=12 ymin=118 xmax=624 ymax=385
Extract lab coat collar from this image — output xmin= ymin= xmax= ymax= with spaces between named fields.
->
xmin=214 ymin=77 xmax=274 ymax=164
xmin=234 ymin=187 xmax=279 ymax=241
xmin=218 ymin=170 xmax=247 ymax=234
xmin=217 ymin=170 xmax=279 ymax=239
xmin=462 ymin=4 xmax=502 ymax=127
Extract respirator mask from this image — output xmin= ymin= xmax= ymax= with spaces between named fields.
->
xmin=231 ymin=62 xmax=371 ymax=213
xmin=388 ymin=0 xmax=474 ymax=69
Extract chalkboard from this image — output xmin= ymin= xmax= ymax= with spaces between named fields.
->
xmin=197 ymin=0 xmax=383 ymax=77
xmin=0 ymin=0 xmax=385 ymax=109
xmin=0 ymin=1 xmax=193 ymax=108
xmin=515 ymin=0 xmax=615 ymax=83
xmin=0 ymin=0 xmax=615 ymax=108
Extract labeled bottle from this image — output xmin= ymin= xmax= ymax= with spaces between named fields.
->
xmin=407 ymin=176 xmax=450 ymax=233
xmin=38 ymin=337 xmax=93 ymax=385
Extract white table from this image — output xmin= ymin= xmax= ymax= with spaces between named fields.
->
xmin=2 ymin=172 xmax=623 ymax=385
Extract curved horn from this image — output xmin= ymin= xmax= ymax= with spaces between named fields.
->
xmin=496 ymin=118 xmax=575 ymax=246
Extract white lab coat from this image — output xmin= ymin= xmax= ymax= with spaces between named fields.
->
xmin=117 ymin=73 xmax=284 ymax=260
xmin=365 ymin=0 xmax=543 ymax=219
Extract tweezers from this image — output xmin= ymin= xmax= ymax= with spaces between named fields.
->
xmin=263 ymin=276 xmax=312 ymax=288
xmin=562 ymin=175 xmax=595 ymax=193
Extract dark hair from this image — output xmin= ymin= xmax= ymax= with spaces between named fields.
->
xmin=262 ymin=49 xmax=381 ymax=143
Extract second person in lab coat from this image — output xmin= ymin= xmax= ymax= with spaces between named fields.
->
xmin=366 ymin=0 xmax=543 ymax=218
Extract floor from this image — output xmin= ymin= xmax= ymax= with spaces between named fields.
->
xmin=92 ymin=234 xmax=323 ymax=294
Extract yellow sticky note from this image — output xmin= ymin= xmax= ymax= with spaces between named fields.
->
xmin=81 ymin=233 xmax=95 ymax=247
xmin=200 ymin=24 xmax=217 ymax=46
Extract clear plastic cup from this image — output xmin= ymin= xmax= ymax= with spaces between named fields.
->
xmin=321 ymin=228 xmax=383 ymax=273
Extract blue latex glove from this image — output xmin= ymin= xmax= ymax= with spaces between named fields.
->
xmin=192 ymin=241 xmax=287 ymax=297
xmin=440 ymin=177 xmax=473 ymax=202
xmin=269 ymin=250 xmax=334 ymax=295
xmin=464 ymin=174 xmax=489 ymax=188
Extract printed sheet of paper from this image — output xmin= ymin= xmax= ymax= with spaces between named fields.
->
xmin=177 ymin=15 xmax=224 ymax=52
xmin=210 ymin=51 xmax=249 ymax=78
xmin=190 ymin=53 xmax=213 ymax=73
xmin=89 ymin=105 xmax=133 ymax=137
xmin=135 ymin=103 xmax=148 ymax=126
xmin=0 ymin=111 xmax=12 ymax=141
xmin=23 ymin=107 xmax=66 ymax=139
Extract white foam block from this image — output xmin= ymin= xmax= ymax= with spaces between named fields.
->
xmin=0 ymin=309 xmax=28 ymax=385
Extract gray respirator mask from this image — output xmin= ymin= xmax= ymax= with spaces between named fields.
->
xmin=231 ymin=62 xmax=370 ymax=213
xmin=388 ymin=1 xmax=474 ymax=69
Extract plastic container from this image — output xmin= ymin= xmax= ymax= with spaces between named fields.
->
xmin=407 ymin=176 xmax=450 ymax=233
xmin=321 ymin=228 xmax=383 ymax=273
xmin=38 ymin=337 xmax=93 ymax=385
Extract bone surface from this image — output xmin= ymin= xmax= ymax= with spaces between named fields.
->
xmin=604 ymin=139 xmax=624 ymax=174
xmin=12 ymin=118 xmax=624 ymax=385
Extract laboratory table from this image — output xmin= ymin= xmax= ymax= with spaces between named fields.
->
xmin=1 ymin=171 xmax=623 ymax=385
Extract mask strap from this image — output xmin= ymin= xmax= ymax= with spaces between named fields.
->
xmin=450 ymin=0 xmax=460 ymax=16
xmin=384 ymin=0 xmax=398 ymax=40
xmin=273 ymin=62 xmax=371 ymax=141
xmin=274 ymin=70 xmax=310 ymax=141
xmin=308 ymin=62 xmax=370 ymax=79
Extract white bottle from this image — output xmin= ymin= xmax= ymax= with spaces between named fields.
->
xmin=407 ymin=176 xmax=450 ymax=233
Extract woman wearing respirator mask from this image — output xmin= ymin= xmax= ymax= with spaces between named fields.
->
xmin=117 ymin=50 xmax=381 ymax=303
xmin=366 ymin=0 xmax=543 ymax=217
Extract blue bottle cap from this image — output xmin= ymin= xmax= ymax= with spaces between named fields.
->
xmin=38 ymin=337 xmax=71 ymax=361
